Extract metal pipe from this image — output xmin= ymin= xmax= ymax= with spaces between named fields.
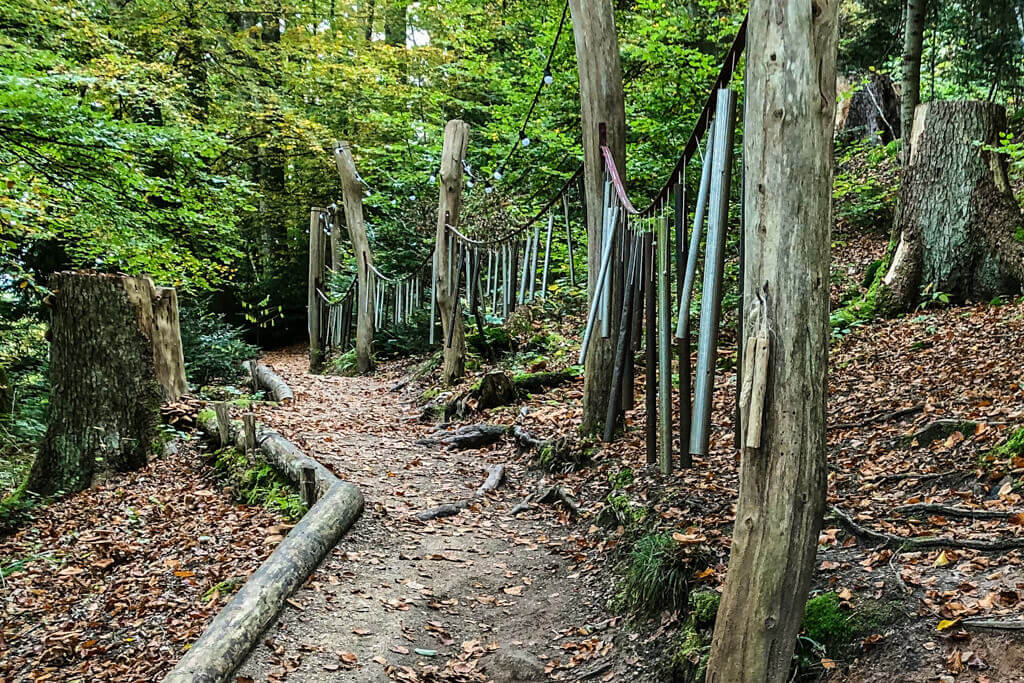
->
xmin=518 ymin=236 xmax=530 ymax=305
xmin=529 ymin=223 xmax=540 ymax=301
xmin=674 ymin=182 xmax=692 ymax=469
xmin=643 ymin=231 xmax=657 ymax=465
xmin=691 ymin=89 xmax=737 ymax=457
xmin=675 ymin=118 xmax=717 ymax=339
xmin=604 ymin=233 xmax=639 ymax=442
xmin=429 ymin=250 xmax=437 ymax=344
xmin=541 ymin=212 xmax=554 ymax=296
xmin=657 ymin=214 xmax=673 ymax=474
xmin=563 ymin=193 xmax=576 ymax=287
xmin=599 ymin=177 xmax=613 ymax=336
xmin=577 ymin=203 xmax=620 ymax=365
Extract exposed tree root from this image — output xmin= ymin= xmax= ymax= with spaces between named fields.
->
xmin=829 ymin=505 xmax=1024 ymax=551
xmin=829 ymin=403 xmax=924 ymax=431
xmin=417 ymin=423 xmax=509 ymax=449
xmin=895 ymin=503 xmax=1023 ymax=520
xmin=416 ymin=464 xmax=506 ymax=521
xmin=961 ymin=619 xmax=1024 ymax=631
xmin=510 ymin=484 xmax=580 ymax=516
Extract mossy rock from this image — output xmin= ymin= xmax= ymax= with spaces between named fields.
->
xmin=904 ymin=418 xmax=977 ymax=446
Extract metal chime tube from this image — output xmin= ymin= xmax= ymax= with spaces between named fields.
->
xmin=517 ymin=236 xmax=529 ymax=304
xmin=429 ymin=250 xmax=437 ymax=344
xmin=657 ymin=213 xmax=673 ymax=474
xmin=563 ymin=194 xmax=575 ymax=286
xmin=691 ymin=89 xmax=737 ymax=457
xmin=599 ymin=177 xmax=612 ymax=334
xmin=600 ymin=200 xmax=621 ymax=338
xmin=577 ymin=202 xmax=620 ymax=365
xmin=603 ymin=233 xmax=640 ymax=442
xmin=676 ymin=118 xmax=717 ymax=339
xmin=541 ymin=212 xmax=554 ymax=296
xmin=528 ymin=224 xmax=540 ymax=301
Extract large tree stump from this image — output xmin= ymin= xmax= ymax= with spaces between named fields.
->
xmin=27 ymin=272 xmax=187 ymax=496
xmin=883 ymin=101 xmax=1024 ymax=311
xmin=835 ymin=72 xmax=899 ymax=145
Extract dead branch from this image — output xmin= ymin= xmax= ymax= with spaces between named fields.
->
xmin=961 ymin=619 xmax=1024 ymax=631
xmin=829 ymin=505 xmax=1024 ymax=551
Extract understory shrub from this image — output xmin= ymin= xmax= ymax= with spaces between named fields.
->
xmin=179 ymin=305 xmax=258 ymax=387
xmin=616 ymin=532 xmax=711 ymax=615
xmin=209 ymin=446 xmax=306 ymax=521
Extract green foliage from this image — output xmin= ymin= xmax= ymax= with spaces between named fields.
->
xmin=990 ymin=427 xmax=1024 ymax=460
xmin=689 ymin=590 xmax=720 ymax=628
xmin=328 ymin=348 xmax=360 ymax=377
xmin=831 ymin=256 xmax=889 ymax=339
xmin=0 ymin=304 xmax=48 ymax=499
xmin=802 ymin=592 xmax=854 ymax=652
xmin=210 ymin=446 xmax=306 ymax=521
xmin=179 ymin=304 xmax=258 ymax=387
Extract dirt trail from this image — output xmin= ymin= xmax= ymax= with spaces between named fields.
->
xmin=234 ymin=349 xmax=623 ymax=682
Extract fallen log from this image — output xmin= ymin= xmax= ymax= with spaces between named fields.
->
xmin=829 ymin=505 xmax=1024 ymax=552
xmin=961 ymin=619 xmax=1024 ymax=631
xmin=417 ymin=464 xmax=505 ymax=521
xmin=165 ymin=413 xmax=362 ymax=682
xmin=243 ymin=360 xmax=294 ymax=404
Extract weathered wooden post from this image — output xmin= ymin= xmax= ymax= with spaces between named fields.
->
xmin=333 ymin=143 xmax=375 ymax=373
xmin=307 ymin=207 xmax=326 ymax=372
xmin=434 ymin=121 xmax=470 ymax=383
xmin=243 ymin=413 xmax=256 ymax=456
xmin=706 ymin=0 xmax=837 ymax=678
xmin=214 ymin=402 xmax=231 ymax=447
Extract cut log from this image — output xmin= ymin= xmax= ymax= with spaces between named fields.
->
xmin=167 ymin=414 xmax=363 ymax=682
xmin=28 ymin=272 xmax=187 ymax=496
xmin=243 ymin=361 xmax=294 ymax=404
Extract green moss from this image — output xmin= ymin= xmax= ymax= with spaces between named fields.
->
xmin=690 ymin=591 xmax=720 ymax=628
xmin=419 ymin=386 xmax=440 ymax=402
xmin=1014 ymin=226 xmax=1024 ymax=244
xmin=210 ymin=447 xmax=307 ymax=521
xmin=802 ymin=592 xmax=853 ymax=651
xmin=991 ymin=427 xmax=1024 ymax=458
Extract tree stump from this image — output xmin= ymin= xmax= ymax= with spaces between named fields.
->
xmin=883 ymin=101 xmax=1024 ymax=310
xmin=27 ymin=272 xmax=187 ymax=496
xmin=835 ymin=72 xmax=899 ymax=145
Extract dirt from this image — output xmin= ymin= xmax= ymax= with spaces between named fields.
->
xmin=234 ymin=350 xmax=631 ymax=682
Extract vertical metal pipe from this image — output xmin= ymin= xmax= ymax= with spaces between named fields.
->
xmin=577 ymin=204 xmax=620 ymax=365
xmin=643 ymin=231 xmax=657 ymax=465
xmin=620 ymin=230 xmax=635 ymax=412
xmin=529 ymin=224 xmax=540 ymax=301
xmin=599 ymin=177 xmax=613 ymax=336
xmin=563 ymin=193 xmax=576 ymax=287
xmin=675 ymin=118 xmax=717 ymax=339
xmin=691 ymin=89 xmax=737 ymax=457
xmin=675 ymin=181 xmax=692 ymax=469
xmin=604 ymin=234 xmax=639 ymax=442
xmin=541 ymin=212 xmax=554 ymax=296
xmin=429 ymin=250 xmax=437 ymax=344
xmin=518 ymin=236 xmax=530 ymax=305
xmin=657 ymin=213 xmax=673 ymax=474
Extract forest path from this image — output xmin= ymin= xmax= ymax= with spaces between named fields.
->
xmin=234 ymin=348 xmax=622 ymax=683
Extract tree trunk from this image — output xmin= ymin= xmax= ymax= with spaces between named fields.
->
xmin=882 ymin=101 xmax=1024 ymax=311
xmin=568 ymin=0 xmax=626 ymax=436
xmin=705 ymin=0 xmax=837 ymax=680
xmin=334 ymin=142 xmax=376 ymax=373
xmin=28 ymin=273 xmax=186 ymax=496
xmin=0 ymin=365 xmax=11 ymax=417
xmin=900 ymin=0 xmax=928 ymax=165
xmin=308 ymin=208 xmax=326 ymax=372
xmin=434 ymin=120 xmax=469 ymax=384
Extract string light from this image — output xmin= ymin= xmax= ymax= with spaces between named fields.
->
xmin=520 ymin=132 xmax=531 ymax=147
xmin=429 ymin=173 xmax=436 ymax=184
xmin=485 ymin=184 xmax=494 ymax=194
xmin=543 ymin=67 xmax=553 ymax=85
xmin=493 ymin=169 xmax=503 ymax=181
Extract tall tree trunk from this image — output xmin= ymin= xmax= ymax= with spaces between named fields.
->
xmin=900 ymin=0 xmax=928 ymax=165
xmin=384 ymin=0 xmax=408 ymax=46
xmin=568 ymin=0 xmax=626 ymax=436
xmin=0 ymin=365 xmax=11 ymax=417
xmin=28 ymin=273 xmax=186 ymax=496
xmin=705 ymin=1 xmax=837 ymax=680
xmin=434 ymin=120 xmax=469 ymax=384
xmin=364 ymin=0 xmax=376 ymax=41
xmin=333 ymin=143 xmax=376 ymax=373
xmin=882 ymin=101 xmax=1024 ymax=311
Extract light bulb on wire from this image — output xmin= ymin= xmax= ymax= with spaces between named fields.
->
xmin=520 ymin=132 xmax=530 ymax=147
xmin=493 ymin=169 xmax=503 ymax=181
xmin=543 ymin=68 xmax=553 ymax=85
xmin=485 ymin=184 xmax=494 ymax=194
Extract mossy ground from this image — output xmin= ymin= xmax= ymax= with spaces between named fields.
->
xmin=209 ymin=446 xmax=306 ymax=521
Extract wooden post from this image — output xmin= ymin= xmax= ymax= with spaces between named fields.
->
xmin=243 ymin=413 xmax=257 ymax=456
xmin=333 ymin=142 xmax=375 ymax=373
xmin=307 ymin=208 xmax=326 ymax=372
xmin=434 ymin=120 xmax=470 ymax=384
xmin=569 ymin=0 xmax=627 ymax=436
xmin=657 ymin=214 xmax=672 ymax=474
xmin=705 ymin=0 xmax=837 ymax=678
xmin=214 ymin=402 xmax=231 ymax=448
xmin=300 ymin=465 xmax=318 ymax=507
xmin=328 ymin=206 xmax=341 ymax=273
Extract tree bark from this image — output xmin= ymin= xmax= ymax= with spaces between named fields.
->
xmin=900 ymin=0 xmax=928 ymax=166
xmin=28 ymin=272 xmax=186 ymax=496
xmin=333 ymin=142 xmax=376 ymax=373
xmin=882 ymin=101 xmax=1024 ymax=311
xmin=705 ymin=0 xmax=837 ymax=680
xmin=568 ymin=0 xmax=626 ymax=436
xmin=434 ymin=120 xmax=469 ymax=384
